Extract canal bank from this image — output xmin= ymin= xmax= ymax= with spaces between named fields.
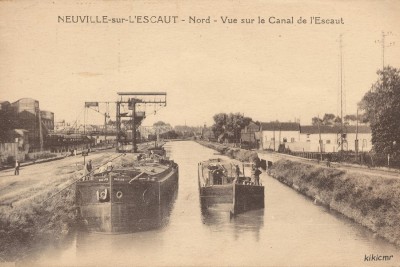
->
xmin=197 ymin=141 xmax=400 ymax=248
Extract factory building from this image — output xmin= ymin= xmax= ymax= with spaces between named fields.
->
xmin=0 ymin=98 xmax=54 ymax=152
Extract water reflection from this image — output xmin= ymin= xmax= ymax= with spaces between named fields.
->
xmin=200 ymin=203 xmax=264 ymax=242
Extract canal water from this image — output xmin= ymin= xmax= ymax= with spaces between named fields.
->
xmin=36 ymin=141 xmax=399 ymax=266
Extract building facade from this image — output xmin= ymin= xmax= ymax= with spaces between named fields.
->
xmin=0 ymin=98 xmax=55 ymax=151
xmin=260 ymin=122 xmax=301 ymax=151
xmin=259 ymin=121 xmax=372 ymax=153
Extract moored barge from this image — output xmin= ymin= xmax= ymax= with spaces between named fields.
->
xmin=198 ymin=158 xmax=264 ymax=215
xmin=76 ymin=157 xmax=178 ymax=233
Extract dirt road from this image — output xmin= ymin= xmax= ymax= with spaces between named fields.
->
xmin=257 ymin=150 xmax=400 ymax=179
xmin=0 ymin=149 xmax=119 ymax=206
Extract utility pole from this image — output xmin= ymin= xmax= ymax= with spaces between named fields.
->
xmin=273 ymin=124 xmax=276 ymax=151
xmin=375 ymin=31 xmax=395 ymax=70
xmin=355 ymin=108 xmax=359 ymax=158
xmin=104 ymin=112 xmax=109 ymax=143
xmin=85 ymin=102 xmax=111 ymax=145
xmin=38 ymin=108 xmax=43 ymax=152
xmin=131 ymin=98 xmax=137 ymax=153
xmin=375 ymin=31 xmax=395 ymax=161
xmin=317 ymin=115 xmax=323 ymax=162
xmin=339 ymin=34 xmax=344 ymax=153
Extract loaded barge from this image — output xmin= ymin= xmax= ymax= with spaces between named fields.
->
xmin=76 ymin=92 xmax=179 ymax=233
xmin=198 ymin=159 xmax=264 ymax=215
xmin=76 ymin=157 xmax=178 ymax=232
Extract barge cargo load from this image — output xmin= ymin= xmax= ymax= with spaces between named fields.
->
xmin=198 ymin=158 xmax=264 ymax=215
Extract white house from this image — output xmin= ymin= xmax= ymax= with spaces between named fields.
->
xmin=298 ymin=125 xmax=372 ymax=153
xmin=260 ymin=122 xmax=301 ymax=151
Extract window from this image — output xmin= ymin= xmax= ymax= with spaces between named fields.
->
xmin=307 ymin=134 xmax=310 ymax=138
xmin=271 ymin=138 xmax=275 ymax=141
xmin=326 ymin=140 xmax=331 ymax=144
xmin=283 ymin=138 xmax=287 ymax=143
xmin=291 ymin=138 xmax=295 ymax=142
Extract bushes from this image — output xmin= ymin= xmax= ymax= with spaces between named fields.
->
xmin=0 ymin=175 xmax=77 ymax=261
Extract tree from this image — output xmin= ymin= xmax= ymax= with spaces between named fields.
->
xmin=160 ymin=130 xmax=179 ymax=139
xmin=311 ymin=117 xmax=323 ymax=126
xmin=333 ymin=116 xmax=342 ymax=125
xmin=153 ymin=121 xmax=168 ymax=127
xmin=359 ymin=66 xmax=400 ymax=154
xmin=344 ymin=114 xmax=357 ymax=122
xmin=311 ymin=113 xmax=340 ymax=126
xmin=322 ymin=113 xmax=335 ymax=125
xmin=211 ymin=113 xmax=227 ymax=139
xmin=211 ymin=112 xmax=252 ymax=143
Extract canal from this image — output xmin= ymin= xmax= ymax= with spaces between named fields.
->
xmin=36 ymin=141 xmax=399 ymax=266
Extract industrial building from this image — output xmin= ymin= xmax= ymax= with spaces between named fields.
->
xmin=0 ymin=98 xmax=54 ymax=152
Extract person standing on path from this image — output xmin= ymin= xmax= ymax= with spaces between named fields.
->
xmin=251 ymin=165 xmax=262 ymax=185
xmin=14 ymin=160 xmax=20 ymax=175
xmin=234 ymin=164 xmax=240 ymax=183
xmin=85 ymin=160 xmax=93 ymax=180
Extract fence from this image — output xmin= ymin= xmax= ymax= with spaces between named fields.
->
xmin=282 ymin=150 xmax=400 ymax=169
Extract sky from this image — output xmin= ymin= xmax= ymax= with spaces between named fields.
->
xmin=1 ymin=0 xmax=400 ymax=127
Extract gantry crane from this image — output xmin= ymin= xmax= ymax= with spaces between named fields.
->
xmin=116 ymin=92 xmax=167 ymax=153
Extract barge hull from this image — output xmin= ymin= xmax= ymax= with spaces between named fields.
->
xmin=77 ymin=167 xmax=178 ymax=233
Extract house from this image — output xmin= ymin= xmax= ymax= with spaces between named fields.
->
xmin=259 ymin=121 xmax=372 ymax=153
xmin=202 ymin=129 xmax=216 ymax=142
xmin=260 ymin=122 xmax=300 ymax=151
xmin=0 ymin=129 xmax=29 ymax=164
xmin=298 ymin=125 xmax=372 ymax=152
xmin=240 ymin=121 xmax=261 ymax=149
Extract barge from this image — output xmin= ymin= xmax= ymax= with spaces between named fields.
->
xmin=76 ymin=92 xmax=179 ymax=233
xmin=198 ymin=159 xmax=264 ymax=215
xmin=76 ymin=157 xmax=178 ymax=233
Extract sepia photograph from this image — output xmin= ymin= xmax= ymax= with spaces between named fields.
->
xmin=1 ymin=0 xmax=400 ymax=266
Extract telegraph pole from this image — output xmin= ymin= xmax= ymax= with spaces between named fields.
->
xmin=340 ymin=34 xmax=344 ymax=153
xmin=375 ymin=31 xmax=395 ymax=70
xmin=355 ymin=108 xmax=359 ymax=157
xmin=317 ymin=115 xmax=323 ymax=162
xmin=38 ymin=108 xmax=43 ymax=152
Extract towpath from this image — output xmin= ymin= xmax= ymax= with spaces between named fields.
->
xmin=0 ymin=149 xmax=117 ymax=206
xmin=257 ymin=150 xmax=400 ymax=180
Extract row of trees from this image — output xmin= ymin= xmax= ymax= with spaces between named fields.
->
xmin=147 ymin=121 xmax=202 ymax=140
xmin=311 ymin=113 xmax=368 ymax=126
